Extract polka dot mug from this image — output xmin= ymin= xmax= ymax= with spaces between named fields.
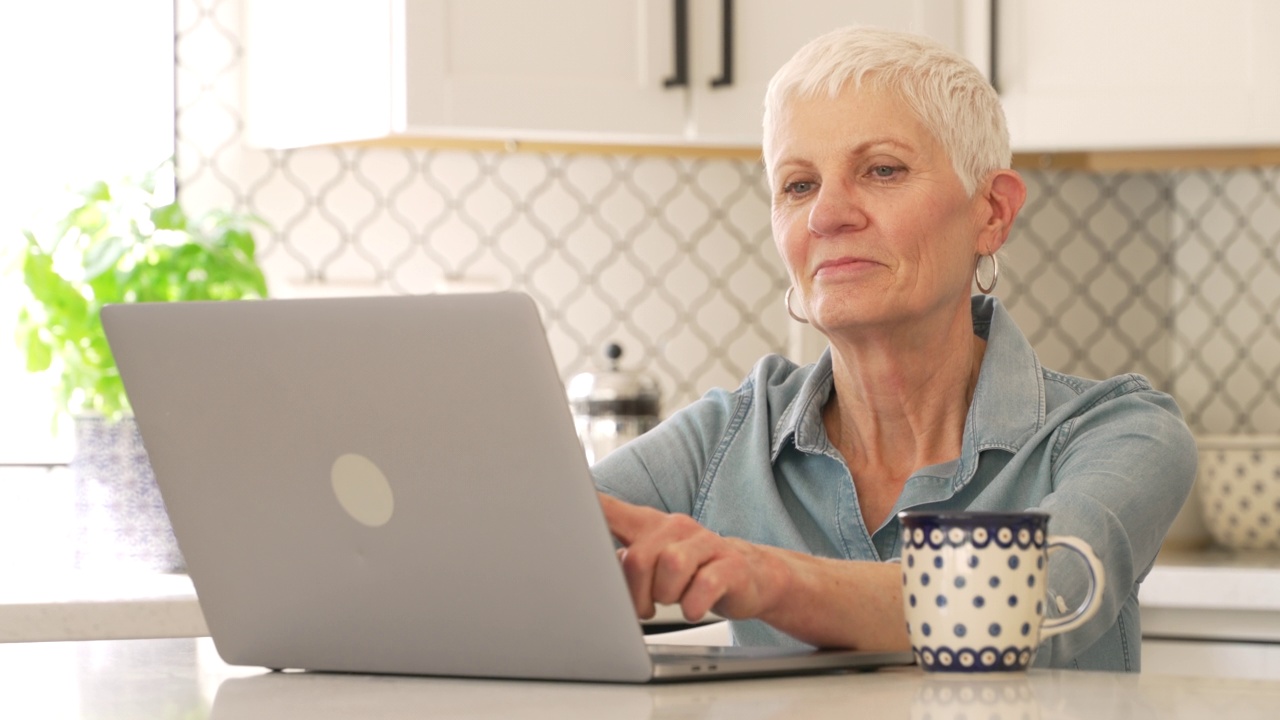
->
xmin=898 ymin=511 xmax=1105 ymax=673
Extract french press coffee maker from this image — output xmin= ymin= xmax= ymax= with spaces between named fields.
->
xmin=567 ymin=343 xmax=661 ymax=465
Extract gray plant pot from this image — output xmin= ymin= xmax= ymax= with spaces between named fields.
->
xmin=72 ymin=415 xmax=184 ymax=573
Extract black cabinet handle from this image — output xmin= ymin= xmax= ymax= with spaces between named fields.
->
xmin=989 ymin=0 xmax=1001 ymax=94
xmin=710 ymin=0 xmax=734 ymax=88
xmin=663 ymin=0 xmax=689 ymax=88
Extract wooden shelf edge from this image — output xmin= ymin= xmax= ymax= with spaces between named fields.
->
xmin=342 ymin=136 xmax=1280 ymax=171
xmin=346 ymin=136 xmax=764 ymax=161
xmin=1012 ymin=148 xmax=1280 ymax=172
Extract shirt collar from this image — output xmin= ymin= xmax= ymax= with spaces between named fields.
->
xmin=771 ymin=350 xmax=835 ymax=461
xmin=964 ymin=294 xmax=1045 ymax=456
xmin=769 ymin=295 xmax=1046 ymax=476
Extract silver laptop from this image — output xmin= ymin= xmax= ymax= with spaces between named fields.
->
xmin=102 ymin=292 xmax=912 ymax=683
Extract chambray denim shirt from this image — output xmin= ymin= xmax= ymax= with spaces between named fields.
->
xmin=594 ymin=295 xmax=1197 ymax=671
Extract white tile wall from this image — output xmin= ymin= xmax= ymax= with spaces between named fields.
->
xmin=176 ymin=0 xmax=1280 ymax=433
xmin=1172 ymin=169 xmax=1280 ymax=434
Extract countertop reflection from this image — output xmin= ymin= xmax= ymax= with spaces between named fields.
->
xmin=3 ymin=638 xmax=1280 ymax=720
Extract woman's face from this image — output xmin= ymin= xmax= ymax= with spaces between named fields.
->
xmin=767 ymin=84 xmax=989 ymax=336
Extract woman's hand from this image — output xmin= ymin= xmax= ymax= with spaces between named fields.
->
xmin=597 ymin=492 xmax=910 ymax=651
xmin=598 ymin=493 xmax=788 ymax=623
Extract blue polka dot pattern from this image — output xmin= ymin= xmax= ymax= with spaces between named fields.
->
xmin=913 ymin=645 xmax=1039 ymax=673
xmin=900 ymin=512 xmax=1048 ymax=551
xmin=898 ymin=511 xmax=1055 ymax=674
xmin=1197 ymin=444 xmax=1280 ymax=550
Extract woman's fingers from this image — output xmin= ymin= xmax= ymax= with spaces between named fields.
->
xmin=616 ymin=545 xmax=657 ymax=619
xmin=598 ymin=494 xmax=764 ymax=621
xmin=649 ymin=525 xmax=723 ymax=607
xmin=602 ymin=494 xmax=669 ymax=617
xmin=598 ymin=492 xmax=663 ymax=546
xmin=616 ymin=512 xmax=706 ymax=618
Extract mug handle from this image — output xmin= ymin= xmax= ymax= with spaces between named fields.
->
xmin=1039 ymin=535 xmax=1107 ymax=641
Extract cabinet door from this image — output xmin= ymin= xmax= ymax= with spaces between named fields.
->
xmin=997 ymin=0 xmax=1280 ymax=150
xmin=402 ymin=0 xmax=687 ymax=141
xmin=691 ymin=0 xmax=974 ymax=145
xmin=245 ymin=0 xmax=690 ymax=148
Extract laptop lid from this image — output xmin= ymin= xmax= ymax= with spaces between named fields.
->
xmin=103 ymin=293 xmax=912 ymax=682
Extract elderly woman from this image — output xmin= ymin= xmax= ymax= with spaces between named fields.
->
xmin=593 ymin=26 xmax=1196 ymax=671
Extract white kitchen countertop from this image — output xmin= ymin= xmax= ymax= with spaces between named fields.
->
xmin=3 ymin=637 xmax=1280 ymax=719
xmin=0 ymin=572 xmax=695 ymax=643
xmin=4 ymin=549 xmax=1279 ymax=645
xmin=0 ymin=572 xmax=207 ymax=643
xmin=1143 ymin=550 xmax=1280 ymax=611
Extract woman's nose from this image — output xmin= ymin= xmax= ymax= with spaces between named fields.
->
xmin=807 ymin=182 xmax=867 ymax=236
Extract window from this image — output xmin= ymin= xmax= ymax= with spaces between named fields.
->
xmin=0 ymin=2 xmax=173 ymax=574
xmin=0 ymin=1 xmax=174 ymax=463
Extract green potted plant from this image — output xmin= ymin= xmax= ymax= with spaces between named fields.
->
xmin=12 ymin=166 xmax=269 ymax=572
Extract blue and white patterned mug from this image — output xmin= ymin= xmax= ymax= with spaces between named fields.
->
xmin=898 ymin=511 xmax=1105 ymax=673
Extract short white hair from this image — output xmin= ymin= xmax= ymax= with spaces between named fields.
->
xmin=762 ymin=26 xmax=1010 ymax=197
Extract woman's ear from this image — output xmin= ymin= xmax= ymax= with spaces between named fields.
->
xmin=978 ymin=170 xmax=1027 ymax=255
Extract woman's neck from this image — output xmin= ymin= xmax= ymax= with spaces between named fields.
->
xmin=822 ymin=302 xmax=986 ymax=496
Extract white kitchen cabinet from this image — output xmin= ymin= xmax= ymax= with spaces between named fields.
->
xmin=1143 ymin=639 xmax=1280 ymax=681
xmin=684 ymin=0 xmax=970 ymax=144
xmin=243 ymin=0 xmax=975 ymax=149
xmin=245 ymin=0 xmax=1280 ymax=152
xmin=996 ymin=0 xmax=1280 ymax=151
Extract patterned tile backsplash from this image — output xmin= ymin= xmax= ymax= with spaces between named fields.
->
xmin=176 ymin=0 xmax=1280 ymax=435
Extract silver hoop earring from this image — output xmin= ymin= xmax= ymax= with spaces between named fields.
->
xmin=785 ymin=286 xmax=809 ymax=324
xmin=975 ymin=254 xmax=1000 ymax=295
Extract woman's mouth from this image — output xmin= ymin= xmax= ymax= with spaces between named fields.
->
xmin=814 ymin=257 xmax=878 ymax=279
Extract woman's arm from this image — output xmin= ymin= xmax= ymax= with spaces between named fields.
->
xmin=1033 ymin=380 xmax=1198 ymax=665
xmin=600 ymin=493 xmax=909 ymax=651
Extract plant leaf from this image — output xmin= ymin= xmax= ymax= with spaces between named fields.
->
xmin=62 ymin=201 xmax=108 ymax=240
xmin=151 ymin=202 xmax=187 ymax=231
xmin=21 ymin=327 xmax=53 ymax=373
xmin=16 ymin=167 xmax=268 ymax=428
xmin=22 ymin=250 xmax=84 ymax=312
xmin=82 ymin=180 xmax=111 ymax=203
xmin=221 ymin=227 xmax=256 ymax=259
xmin=83 ymin=235 xmax=127 ymax=280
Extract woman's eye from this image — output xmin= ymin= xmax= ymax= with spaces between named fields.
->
xmin=783 ymin=181 xmax=815 ymax=195
xmin=870 ymin=165 xmax=903 ymax=179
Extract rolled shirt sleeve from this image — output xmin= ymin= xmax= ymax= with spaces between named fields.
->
xmin=1034 ymin=381 xmax=1198 ymax=667
xmin=593 ymin=385 xmax=740 ymax=515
